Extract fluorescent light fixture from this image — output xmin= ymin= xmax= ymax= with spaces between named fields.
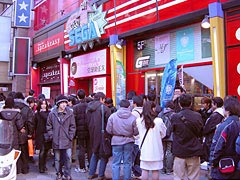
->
xmin=201 ymin=15 xmax=210 ymax=29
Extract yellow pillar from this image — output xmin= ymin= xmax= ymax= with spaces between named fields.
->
xmin=209 ymin=2 xmax=226 ymax=98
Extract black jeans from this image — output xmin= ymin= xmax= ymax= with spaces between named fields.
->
xmin=17 ymin=143 xmax=29 ymax=173
xmin=77 ymin=137 xmax=90 ymax=169
xmin=39 ymin=141 xmax=52 ymax=171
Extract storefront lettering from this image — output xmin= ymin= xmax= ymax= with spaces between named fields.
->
xmin=42 ymin=69 xmax=60 ymax=78
xmin=87 ymin=65 xmax=105 ymax=73
xmin=135 ymin=56 xmax=150 ymax=68
xmin=36 ymin=38 xmax=60 ymax=53
xmin=69 ymin=21 xmax=100 ymax=46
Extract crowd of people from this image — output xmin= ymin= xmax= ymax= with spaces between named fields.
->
xmin=0 ymin=87 xmax=239 ymax=180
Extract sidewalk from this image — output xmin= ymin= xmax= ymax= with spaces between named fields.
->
xmin=16 ymin=155 xmax=209 ymax=180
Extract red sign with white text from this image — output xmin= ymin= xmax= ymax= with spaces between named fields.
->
xmin=33 ymin=32 xmax=64 ymax=55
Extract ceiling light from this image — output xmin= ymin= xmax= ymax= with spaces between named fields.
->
xmin=116 ymin=39 xmax=124 ymax=49
xmin=32 ymin=63 xmax=37 ymax=70
xmin=201 ymin=15 xmax=210 ymax=29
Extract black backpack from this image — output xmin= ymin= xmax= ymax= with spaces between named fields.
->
xmin=161 ymin=113 xmax=173 ymax=139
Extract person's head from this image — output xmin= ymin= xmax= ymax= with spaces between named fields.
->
xmin=139 ymin=94 xmax=147 ymax=103
xmin=0 ymin=94 xmax=4 ymax=102
xmin=85 ymin=96 xmax=93 ymax=103
xmin=26 ymin=96 xmax=35 ymax=109
xmin=223 ymin=96 xmax=240 ymax=117
xmin=15 ymin=92 xmax=25 ymax=100
xmin=201 ymin=97 xmax=212 ymax=110
xmin=38 ymin=93 xmax=46 ymax=101
xmin=119 ymin=99 xmax=130 ymax=108
xmin=94 ymin=92 xmax=106 ymax=103
xmin=179 ymin=94 xmax=192 ymax=108
xmin=4 ymin=97 xmax=14 ymax=109
xmin=68 ymin=95 xmax=77 ymax=107
xmin=105 ymin=97 xmax=113 ymax=107
xmin=77 ymin=89 xmax=86 ymax=100
xmin=173 ymin=86 xmax=186 ymax=101
xmin=7 ymin=91 xmax=16 ymax=99
xmin=56 ymin=94 xmax=68 ymax=111
xmin=29 ymin=89 xmax=35 ymax=96
xmin=147 ymin=93 xmax=156 ymax=102
xmin=212 ymin=97 xmax=223 ymax=111
xmin=142 ymin=101 xmax=157 ymax=129
xmin=165 ymin=100 xmax=175 ymax=110
xmin=36 ymin=99 xmax=49 ymax=112
xmin=127 ymin=90 xmax=136 ymax=100
xmin=132 ymin=95 xmax=143 ymax=107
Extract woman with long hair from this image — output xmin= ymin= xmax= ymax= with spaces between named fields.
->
xmin=136 ymin=101 xmax=166 ymax=180
xmin=34 ymin=99 xmax=52 ymax=173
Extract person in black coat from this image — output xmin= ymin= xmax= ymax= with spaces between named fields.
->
xmin=14 ymin=92 xmax=35 ymax=174
xmin=86 ymin=92 xmax=111 ymax=179
xmin=171 ymin=94 xmax=203 ymax=180
xmin=73 ymin=89 xmax=90 ymax=173
xmin=34 ymin=99 xmax=51 ymax=173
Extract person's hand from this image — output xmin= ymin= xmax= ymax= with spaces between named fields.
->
xmin=20 ymin=127 xmax=26 ymax=133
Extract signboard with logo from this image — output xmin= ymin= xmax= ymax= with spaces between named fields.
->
xmin=40 ymin=62 xmax=60 ymax=84
xmin=93 ymin=77 xmax=106 ymax=94
xmin=33 ymin=25 xmax=64 ymax=61
xmin=14 ymin=0 xmax=31 ymax=28
xmin=64 ymin=0 xmax=108 ymax=51
xmin=70 ymin=49 xmax=106 ymax=78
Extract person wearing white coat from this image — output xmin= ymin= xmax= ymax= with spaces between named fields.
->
xmin=136 ymin=101 xmax=166 ymax=180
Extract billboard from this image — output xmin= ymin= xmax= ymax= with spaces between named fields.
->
xmin=0 ymin=16 xmax=11 ymax=61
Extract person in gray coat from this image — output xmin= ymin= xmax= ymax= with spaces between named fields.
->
xmin=106 ymin=99 xmax=139 ymax=180
xmin=46 ymin=94 xmax=76 ymax=180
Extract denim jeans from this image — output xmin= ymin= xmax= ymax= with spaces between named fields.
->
xmin=112 ymin=142 xmax=134 ymax=180
xmin=89 ymin=152 xmax=108 ymax=178
xmin=54 ymin=149 xmax=72 ymax=177
xmin=162 ymin=141 xmax=174 ymax=173
xmin=132 ymin=144 xmax=141 ymax=176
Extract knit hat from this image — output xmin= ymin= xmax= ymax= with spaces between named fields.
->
xmin=56 ymin=94 xmax=68 ymax=105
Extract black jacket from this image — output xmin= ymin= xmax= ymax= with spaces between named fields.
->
xmin=86 ymin=101 xmax=111 ymax=154
xmin=171 ymin=108 xmax=203 ymax=158
xmin=73 ymin=99 xmax=89 ymax=139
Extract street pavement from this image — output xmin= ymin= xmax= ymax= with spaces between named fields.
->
xmin=16 ymin=155 xmax=209 ymax=180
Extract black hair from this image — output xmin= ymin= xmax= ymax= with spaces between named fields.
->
xmin=38 ymin=93 xmax=46 ymax=100
xmin=175 ymin=86 xmax=186 ymax=93
xmin=165 ymin=100 xmax=175 ymax=109
xmin=119 ymin=99 xmax=130 ymax=108
xmin=147 ymin=93 xmax=156 ymax=101
xmin=105 ymin=97 xmax=113 ymax=104
xmin=132 ymin=95 xmax=143 ymax=107
xmin=224 ymin=96 xmax=240 ymax=116
xmin=7 ymin=91 xmax=16 ymax=99
xmin=68 ymin=95 xmax=77 ymax=105
xmin=15 ymin=92 xmax=25 ymax=100
xmin=26 ymin=97 xmax=35 ymax=104
xmin=77 ymin=89 xmax=86 ymax=99
xmin=29 ymin=89 xmax=35 ymax=96
xmin=142 ymin=101 xmax=157 ymax=129
xmin=94 ymin=92 xmax=105 ymax=101
xmin=179 ymin=94 xmax=192 ymax=108
xmin=212 ymin=97 xmax=223 ymax=108
xmin=36 ymin=99 xmax=49 ymax=112
xmin=4 ymin=97 xmax=14 ymax=109
xmin=127 ymin=90 xmax=136 ymax=100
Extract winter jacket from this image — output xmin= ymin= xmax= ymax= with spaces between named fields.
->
xmin=171 ymin=108 xmax=203 ymax=158
xmin=202 ymin=108 xmax=224 ymax=161
xmin=46 ymin=106 xmax=76 ymax=149
xmin=158 ymin=107 xmax=175 ymax=141
xmin=34 ymin=110 xmax=50 ymax=149
xmin=0 ymin=108 xmax=24 ymax=149
xmin=136 ymin=117 xmax=166 ymax=161
xmin=14 ymin=99 xmax=34 ymax=144
xmin=106 ymin=107 xmax=138 ymax=145
xmin=73 ymin=99 xmax=89 ymax=139
xmin=209 ymin=115 xmax=240 ymax=179
xmin=86 ymin=101 xmax=111 ymax=154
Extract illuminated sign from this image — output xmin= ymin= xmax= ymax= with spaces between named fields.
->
xmin=135 ymin=56 xmax=150 ymax=69
xmin=64 ymin=0 xmax=108 ymax=51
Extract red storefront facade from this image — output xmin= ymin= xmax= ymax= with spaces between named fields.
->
xmin=31 ymin=0 xmax=240 ymax=103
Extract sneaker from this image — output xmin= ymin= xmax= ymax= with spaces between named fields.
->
xmin=75 ymin=167 xmax=87 ymax=173
xmin=56 ymin=173 xmax=62 ymax=180
xmin=88 ymin=174 xmax=98 ymax=179
xmin=166 ymin=172 xmax=173 ymax=175
xmin=62 ymin=175 xmax=72 ymax=180
xmin=131 ymin=174 xmax=142 ymax=179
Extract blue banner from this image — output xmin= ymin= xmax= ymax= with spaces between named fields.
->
xmin=160 ymin=59 xmax=177 ymax=108
xmin=14 ymin=0 xmax=31 ymax=28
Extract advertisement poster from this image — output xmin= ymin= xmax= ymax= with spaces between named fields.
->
xmin=93 ymin=77 xmax=106 ymax=95
xmin=42 ymin=87 xmax=50 ymax=99
xmin=155 ymin=33 xmax=170 ymax=65
xmin=176 ymin=27 xmax=194 ymax=63
xmin=116 ymin=60 xmax=126 ymax=107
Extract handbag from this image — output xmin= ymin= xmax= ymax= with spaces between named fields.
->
xmin=219 ymin=158 xmax=235 ymax=174
xmin=99 ymin=105 xmax=112 ymax=158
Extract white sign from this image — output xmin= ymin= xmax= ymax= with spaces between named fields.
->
xmin=93 ymin=77 xmax=106 ymax=95
xmin=70 ymin=49 xmax=106 ymax=78
xmin=155 ymin=33 xmax=170 ymax=65
xmin=41 ymin=87 xmax=51 ymax=99
xmin=0 ymin=16 xmax=11 ymax=61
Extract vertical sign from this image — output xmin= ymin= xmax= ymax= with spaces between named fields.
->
xmin=155 ymin=33 xmax=170 ymax=65
xmin=14 ymin=0 xmax=31 ymax=28
xmin=13 ymin=37 xmax=30 ymax=75
xmin=176 ymin=27 xmax=194 ymax=63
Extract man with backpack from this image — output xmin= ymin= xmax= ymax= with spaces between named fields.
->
xmin=158 ymin=100 xmax=175 ymax=175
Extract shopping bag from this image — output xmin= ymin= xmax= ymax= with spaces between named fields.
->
xmin=28 ymin=139 xmax=34 ymax=157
